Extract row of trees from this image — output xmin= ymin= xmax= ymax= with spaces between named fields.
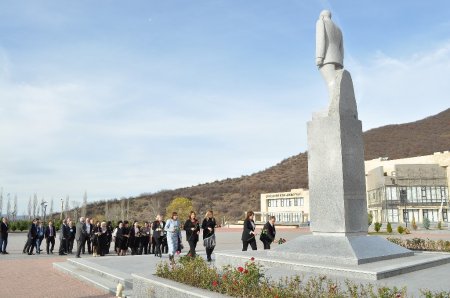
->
xmin=0 ymin=188 xmax=90 ymax=222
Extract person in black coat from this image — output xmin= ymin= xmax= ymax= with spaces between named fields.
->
xmin=141 ymin=221 xmax=151 ymax=254
xmin=152 ymin=215 xmax=165 ymax=257
xmin=98 ymin=222 xmax=109 ymax=256
xmin=260 ymin=216 xmax=276 ymax=250
xmin=24 ymin=218 xmax=39 ymax=255
xmin=58 ymin=219 xmax=69 ymax=255
xmin=184 ymin=211 xmax=200 ymax=257
xmin=118 ymin=220 xmax=131 ymax=256
xmin=201 ymin=210 xmax=216 ymax=262
xmin=68 ymin=220 xmax=76 ymax=254
xmin=241 ymin=211 xmax=257 ymax=251
xmin=113 ymin=221 xmax=123 ymax=255
xmin=130 ymin=221 xmax=141 ymax=255
xmin=45 ymin=220 xmax=57 ymax=254
xmin=0 ymin=217 xmax=9 ymax=254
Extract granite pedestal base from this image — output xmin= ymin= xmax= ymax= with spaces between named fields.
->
xmin=267 ymin=235 xmax=413 ymax=265
xmin=215 ymin=242 xmax=450 ymax=281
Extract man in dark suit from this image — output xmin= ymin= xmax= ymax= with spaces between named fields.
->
xmin=260 ymin=216 xmax=276 ymax=250
xmin=23 ymin=218 xmax=36 ymax=254
xmin=26 ymin=218 xmax=39 ymax=255
xmin=58 ymin=219 xmax=69 ymax=255
xmin=85 ymin=217 xmax=93 ymax=254
xmin=45 ymin=220 xmax=56 ymax=254
xmin=0 ymin=217 xmax=9 ymax=254
xmin=75 ymin=217 xmax=87 ymax=258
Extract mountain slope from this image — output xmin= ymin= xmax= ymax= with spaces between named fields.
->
xmin=86 ymin=108 xmax=450 ymax=221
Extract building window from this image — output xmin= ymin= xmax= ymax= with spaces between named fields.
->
xmin=294 ymin=199 xmax=298 ymax=206
xmin=280 ymin=199 xmax=284 ymax=207
xmin=421 ymin=187 xmax=427 ymax=200
xmin=299 ymin=198 xmax=304 ymax=206
xmin=443 ymin=210 xmax=448 ymax=222
xmin=387 ymin=209 xmax=399 ymax=223
xmin=268 ymin=200 xmax=271 ymax=207
xmin=423 ymin=209 xmax=439 ymax=222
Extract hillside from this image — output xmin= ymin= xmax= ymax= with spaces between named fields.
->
xmin=84 ymin=108 xmax=450 ymax=222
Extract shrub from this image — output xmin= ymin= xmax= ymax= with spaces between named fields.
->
xmin=397 ymin=226 xmax=404 ymax=234
xmin=386 ymin=222 xmax=392 ymax=233
xmin=411 ymin=216 xmax=418 ymax=230
xmin=374 ymin=222 xmax=382 ymax=232
xmin=21 ymin=220 xmax=31 ymax=231
xmin=423 ymin=217 xmax=430 ymax=230
xmin=10 ymin=222 xmax=17 ymax=232
xmin=156 ymin=256 xmax=410 ymax=297
xmin=437 ymin=221 xmax=442 ymax=230
xmin=387 ymin=237 xmax=450 ymax=252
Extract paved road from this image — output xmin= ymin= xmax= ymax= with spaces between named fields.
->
xmin=1 ymin=227 xmax=449 ymax=297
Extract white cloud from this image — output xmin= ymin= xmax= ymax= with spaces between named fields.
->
xmin=348 ymin=40 xmax=450 ymax=130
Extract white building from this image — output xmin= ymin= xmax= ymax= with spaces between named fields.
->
xmin=257 ymin=151 xmax=449 ymax=225
xmin=258 ymin=188 xmax=309 ymax=224
xmin=366 ymin=151 xmax=449 ymax=224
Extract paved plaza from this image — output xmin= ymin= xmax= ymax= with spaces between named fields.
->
xmin=1 ymin=227 xmax=450 ymax=297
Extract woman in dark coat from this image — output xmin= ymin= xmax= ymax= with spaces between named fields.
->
xmin=184 ymin=211 xmax=200 ymax=257
xmin=119 ymin=220 xmax=130 ymax=256
xmin=98 ymin=222 xmax=109 ymax=256
xmin=152 ymin=215 xmax=165 ymax=257
xmin=114 ymin=221 xmax=123 ymax=255
xmin=260 ymin=216 xmax=276 ymax=250
xmin=201 ymin=210 xmax=216 ymax=262
xmin=242 ymin=211 xmax=257 ymax=251
xmin=92 ymin=221 xmax=101 ymax=257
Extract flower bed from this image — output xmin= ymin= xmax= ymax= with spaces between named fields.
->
xmin=387 ymin=237 xmax=450 ymax=252
xmin=156 ymin=256 xmax=414 ymax=297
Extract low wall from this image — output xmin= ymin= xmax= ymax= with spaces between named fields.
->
xmin=132 ymin=274 xmax=229 ymax=298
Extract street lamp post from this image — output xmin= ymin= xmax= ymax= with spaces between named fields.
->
xmin=60 ymin=199 xmax=64 ymax=220
xmin=41 ymin=201 xmax=48 ymax=224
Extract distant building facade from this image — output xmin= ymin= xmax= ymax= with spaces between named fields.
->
xmin=256 ymin=151 xmax=449 ymax=225
xmin=257 ymin=188 xmax=309 ymax=224
xmin=366 ymin=151 xmax=450 ymax=224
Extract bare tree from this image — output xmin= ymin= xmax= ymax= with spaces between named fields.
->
xmin=71 ymin=201 xmax=80 ymax=219
xmin=13 ymin=194 xmax=18 ymax=221
xmin=28 ymin=196 xmax=32 ymax=220
xmin=49 ymin=198 xmax=54 ymax=215
xmin=126 ymin=198 xmax=130 ymax=220
xmin=39 ymin=197 xmax=45 ymax=218
xmin=81 ymin=191 xmax=87 ymax=217
xmin=148 ymin=198 xmax=162 ymax=220
xmin=32 ymin=193 xmax=38 ymax=218
xmin=120 ymin=198 xmax=125 ymax=220
xmin=0 ymin=188 xmax=3 ymax=216
xmin=6 ymin=193 xmax=11 ymax=219
xmin=65 ymin=196 xmax=70 ymax=218
xmin=104 ymin=201 xmax=109 ymax=219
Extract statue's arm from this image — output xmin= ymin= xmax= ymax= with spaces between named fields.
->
xmin=315 ymin=19 xmax=325 ymax=66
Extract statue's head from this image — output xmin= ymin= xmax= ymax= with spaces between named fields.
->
xmin=320 ymin=10 xmax=331 ymax=19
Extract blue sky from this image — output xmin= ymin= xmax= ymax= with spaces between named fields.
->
xmin=1 ymin=1 xmax=449 ymax=214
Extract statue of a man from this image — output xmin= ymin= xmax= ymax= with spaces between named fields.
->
xmin=316 ymin=10 xmax=344 ymax=100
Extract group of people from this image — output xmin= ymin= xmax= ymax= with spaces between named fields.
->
xmin=112 ymin=210 xmax=217 ymax=262
xmin=241 ymin=211 xmax=277 ymax=251
xmin=1 ymin=209 xmax=275 ymax=260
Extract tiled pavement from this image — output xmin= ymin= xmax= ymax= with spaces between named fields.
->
xmin=0 ymin=256 xmax=115 ymax=298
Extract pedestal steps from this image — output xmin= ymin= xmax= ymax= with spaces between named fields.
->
xmin=53 ymin=258 xmax=133 ymax=297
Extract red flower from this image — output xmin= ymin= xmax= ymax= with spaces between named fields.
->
xmin=243 ymin=269 xmax=249 ymax=274
xmin=212 ymin=280 xmax=218 ymax=287
xmin=237 ymin=266 xmax=244 ymax=272
xmin=250 ymin=257 xmax=255 ymax=261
